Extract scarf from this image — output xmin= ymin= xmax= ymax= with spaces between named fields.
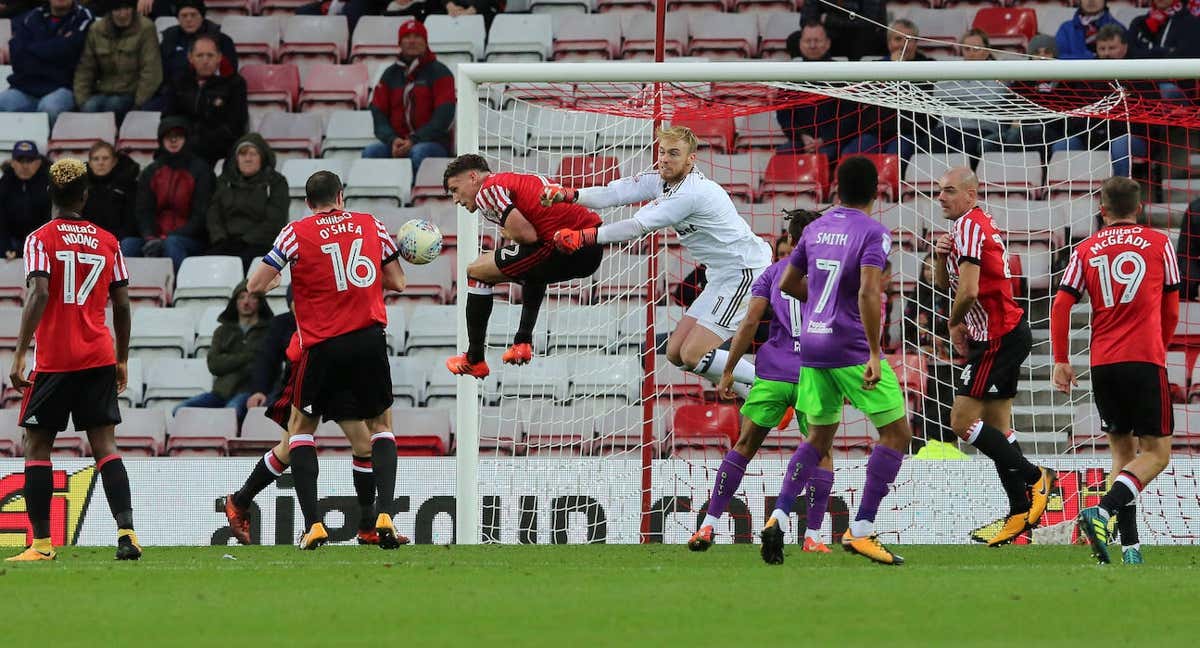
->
xmin=1145 ymin=2 xmax=1181 ymax=34
xmin=1080 ymin=11 xmax=1104 ymax=47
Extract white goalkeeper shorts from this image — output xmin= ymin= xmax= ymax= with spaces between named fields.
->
xmin=685 ymin=264 xmax=767 ymax=339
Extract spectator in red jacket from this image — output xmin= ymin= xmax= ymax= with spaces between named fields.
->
xmin=362 ymin=19 xmax=455 ymax=178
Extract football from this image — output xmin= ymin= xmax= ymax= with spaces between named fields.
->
xmin=396 ymin=218 xmax=443 ymax=265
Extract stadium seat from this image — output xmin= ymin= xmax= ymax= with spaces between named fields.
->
xmin=298 ymin=63 xmax=369 ymax=114
xmin=527 ymin=106 xmax=598 ymax=153
xmin=976 ymin=151 xmax=1043 ymax=197
xmin=732 ymin=111 xmax=785 ymax=151
xmin=687 ymin=11 xmax=759 ymax=58
xmin=281 ymin=158 xmax=350 ymax=199
xmin=53 ymin=427 xmax=89 ymax=456
xmin=0 ymin=408 xmax=19 ymax=457
xmin=831 ymin=153 xmax=900 ymax=202
xmin=391 ymin=406 xmax=452 ymax=456
xmin=383 ymin=304 xmax=408 ymax=354
xmin=903 ymin=152 xmax=969 ymax=197
xmin=411 ymin=157 xmax=453 ymax=203
xmin=242 ymin=63 xmax=301 ymax=113
xmin=0 ymin=112 xmax=48 ymax=157
xmin=279 ymin=16 xmax=348 ymax=67
xmin=48 ymin=112 xmax=116 ymax=158
xmin=1046 ymin=150 xmax=1111 ymax=199
xmin=620 ymin=13 xmax=688 ymax=59
xmin=653 ymin=354 xmax=706 ymax=400
xmin=116 ymin=111 xmax=161 ymax=158
xmin=0 ymin=304 xmax=22 ymax=349
xmin=389 ymin=357 xmax=427 ymax=406
xmin=350 ymin=16 xmax=408 ymax=62
xmin=552 ymin=13 xmax=619 ymax=60
xmin=167 ymin=407 xmax=235 ymax=455
xmin=834 ymin=406 xmax=877 ymax=457
xmin=425 ymin=15 xmax=486 ymax=63
xmin=756 ymin=12 xmax=800 ymax=60
xmin=154 ymin=16 xmax=177 ymax=35
xmin=593 ymin=253 xmax=661 ymax=302
xmin=322 ymin=110 xmax=377 ymax=160
xmin=672 ymin=117 xmax=735 ymax=153
xmin=1069 ymin=404 xmax=1108 ymax=452
xmin=671 ymin=403 xmax=739 ymax=456
xmin=397 ymin=253 xmax=454 ymax=303
xmin=143 ymin=358 xmax=211 ymax=408
xmin=193 ymin=305 xmax=223 ymax=358
xmin=531 ymin=0 xmax=592 ymax=13
xmin=903 ymin=8 xmax=975 ymax=52
xmin=115 ymin=407 xmax=167 ymax=456
xmin=258 ymin=112 xmax=323 ymax=159
xmin=547 ymin=305 xmax=619 ymax=351
xmin=485 ymin=14 xmax=554 ymax=62
xmin=0 ymin=259 xmax=25 ymax=304
xmin=233 ymin=407 xmax=283 ymax=455
xmin=971 ymin=7 xmax=1038 ymax=51
xmin=220 ymin=15 xmax=282 ymax=65
xmin=486 ymin=302 xmax=551 ymax=350
xmin=497 ymin=356 xmax=571 ymax=400
xmin=404 ymin=304 xmax=458 ymax=352
xmin=130 ymin=307 xmax=197 ymax=360
xmin=760 ymin=153 xmax=829 ymax=202
xmin=175 ymin=256 xmax=244 ymax=304
xmin=553 ymin=155 xmax=621 ymax=188
xmin=120 ymin=357 xmax=145 ymax=409
xmin=0 ymin=20 xmax=10 ymax=64
xmin=570 ymin=354 xmax=641 ymax=402
xmin=522 ymin=403 xmax=594 ymax=457
xmin=479 ymin=406 xmax=525 ymax=455
xmin=696 ymin=153 xmax=765 ymax=203
xmin=345 ymin=158 xmax=413 ymax=209
xmin=204 ymin=0 xmax=255 ymax=15
xmin=123 ymin=257 xmax=174 ymax=306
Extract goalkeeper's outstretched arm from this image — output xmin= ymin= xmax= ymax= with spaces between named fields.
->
xmin=551 ymin=179 xmax=696 ymax=252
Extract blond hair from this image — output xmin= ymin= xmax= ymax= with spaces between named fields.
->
xmin=657 ymin=126 xmax=700 ymax=153
xmin=49 ymin=157 xmax=89 ymax=209
xmin=50 ymin=157 xmax=87 ymax=188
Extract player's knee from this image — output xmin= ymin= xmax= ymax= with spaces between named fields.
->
xmin=733 ymin=427 xmax=768 ymax=457
xmin=665 ymin=347 xmax=685 ymax=369
xmin=22 ymin=433 xmax=52 ymax=459
xmin=678 ymin=345 xmax=709 ymax=370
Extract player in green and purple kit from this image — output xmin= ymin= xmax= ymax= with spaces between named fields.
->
xmin=771 ymin=156 xmax=912 ymax=566
xmin=687 ymin=209 xmax=837 ymax=560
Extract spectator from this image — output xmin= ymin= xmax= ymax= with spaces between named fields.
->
xmin=364 ymin=19 xmax=455 ymax=178
xmin=295 ymin=0 xmax=380 ymax=32
xmin=1003 ymin=35 xmax=1074 ymax=160
xmin=164 ymin=34 xmax=248 ymax=167
xmin=1178 ymin=197 xmax=1200 ymax=300
xmin=1028 ymin=32 xmax=1059 ymax=60
xmin=83 ymin=140 xmax=140 ymax=240
xmin=773 ymin=231 xmax=794 ymax=260
xmin=246 ymin=287 xmax=296 ymax=411
xmin=1056 ymin=0 xmax=1125 ymax=60
xmin=1129 ymin=0 xmax=1200 ymax=59
xmin=903 ymin=253 xmax=963 ymax=459
xmin=785 ymin=20 xmax=834 ymax=62
xmin=930 ymin=30 xmax=1006 ymax=159
xmin=0 ymin=140 xmax=51 ymax=259
xmin=124 ymin=116 xmax=213 ymax=271
xmin=174 ymin=280 xmax=273 ymax=423
xmin=0 ymin=0 xmax=94 ymax=126
xmin=73 ymin=0 xmax=162 ymax=120
xmin=158 ymin=0 xmax=237 ymax=91
xmin=886 ymin=19 xmax=931 ymax=62
xmin=801 ymin=0 xmax=886 ymax=61
xmin=206 ymin=133 xmax=289 ymax=272
xmin=445 ymin=0 xmax=495 ymax=29
xmin=0 ymin=0 xmax=36 ymax=19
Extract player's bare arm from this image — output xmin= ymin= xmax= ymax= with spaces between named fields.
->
xmin=718 ymin=296 xmax=768 ymax=400
xmin=9 ymin=275 xmax=50 ymax=391
xmin=247 ymin=261 xmax=281 ymax=295
xmin=1050 ymin=288 xmax=1079 ymax=394
xmin=946 ymin=260 xmax=979 ymax=354
xmin=501 ymin=208 xmax=539 ymax=244
xmin=779 ymin=264 xmax=807 ymax=301
xmin=933 ymin=233 xmax=952 ymax=290
xmin=382 ymin=258 xmax=407 ymax=292
xmin=859 ymin=265 xmax=884 ymax=389
xmin=111 ymin=284 xmax=131 ymax=394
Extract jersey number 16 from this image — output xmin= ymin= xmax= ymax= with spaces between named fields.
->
xmin=321 ymin=239 xmax=377 ymax=292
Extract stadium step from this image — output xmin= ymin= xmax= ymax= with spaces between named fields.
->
xmin=1013 ymin=381 xmax=1092 ymax=407
xmin=1010 ymin=405 xmax=1072 ymax=444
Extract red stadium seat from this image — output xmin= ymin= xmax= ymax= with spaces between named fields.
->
xmin=671 ymin=403 xmax=739 ymax=456
xmin=554 ymin=156 xmax=622 ymax=188
xmin=671 ymin=117 xmax=735 ymax=153
xmin=831 ymin=154 xmax=900 ymax=202
xmin=392 ymin=407 xmax=451 ymax=456
xmin=971 ymin=8 xmax=1038 ymax=50
xmin=760 ymin=153 xmax=829 ymax=202
xmin=242 ymin=63 xmax=300 ymax=111
xmin=298 ymin=63 xmax=369 ymax=113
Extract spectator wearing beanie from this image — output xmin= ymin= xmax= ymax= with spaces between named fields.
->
xmin=363 ymin=19 xmax=455 ymax=178
xmin=158 ymin=0 xmax=237 ymax=90
xmin=164 ymin=33 xmax=249 ymax=167
xmin=83 ymin=140 xmax=141 ymax=241
xmin=124 ymin=117 xmax=214 ymax=271
xmin=0 ymin=140 xmax=51 ymax=259
xmin=206 ymin=133 xmax=288 ymax=272
xmin=1056 ymin=0 xmax=1125 ymax=60
xmin=0 ymin=0 xmax=94 ymax=126
xmin=73 ymin=0 xmax=162 ymax=120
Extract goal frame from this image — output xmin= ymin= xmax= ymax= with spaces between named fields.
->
xmin=452 ymin=59 xmax=1200 ymax=545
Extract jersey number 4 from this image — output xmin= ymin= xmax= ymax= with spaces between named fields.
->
xmin=321 ymin=239 xmax=377 ymax=292
xmin=54 ymin=251 xmax=106 ymax=305
xmin=1088 ymin=252 xmax=1146 ymax=308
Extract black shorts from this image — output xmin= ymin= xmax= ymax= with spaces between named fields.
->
xmin=494 ymin=241 xmax=603 ymax=284
xmin=19 ymin=365 xmax=121 ymax=432
xmin=266 ymin=362 xmax=296 ymax=428
xmin=292 ymin=325 xmax=392 ymax=423
xmin=1092 ymin=362 xmax=1173 ymax=437
xmin=957 ymin=319 xmax=1031 ymax=400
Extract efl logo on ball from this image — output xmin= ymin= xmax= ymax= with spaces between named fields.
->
xmin=396 ymin=219 xmax=443 ymax=265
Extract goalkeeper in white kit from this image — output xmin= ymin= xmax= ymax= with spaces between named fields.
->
xmin=545 ymin=125 xmax=772 ymax=396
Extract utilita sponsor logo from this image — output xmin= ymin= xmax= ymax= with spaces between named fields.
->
xmin=0 ymin=466 xmax=97 ymax=547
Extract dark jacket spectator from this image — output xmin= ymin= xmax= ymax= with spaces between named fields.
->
xmin=164 ymin=33 xmax=248 ymax=166
xmin=248 ymin=303 xmax=296 ymax=408
xmin=158 ymin=0 xmax=237 ymax=88
xmin=174 ymin=280 xmax=272 ymax=422
xmin=1055 ymin=0 xmax=1125 ymax=60
xmin=801 ymin=0 xmax=886 ymax=60
xmin=445 ymin=0 xmax=495 ymax=29
xmin=0 ymin=141 xmax=51 ymax=258
xmin=207 ymin=133 xmax=289 ymax=271
xmin=785 ymin=20 xmax=833 ymax=62
xmin=0 ymin=0 xmax=37 ymax=19
xmin=83 ymin=140 xmax=140 ymax=239
xmin=0 ymin=0 xmax=93 ymax=124
xmin=73 ymin=3 xmax=162 ymax=115
xmin=1177 ymin=197 xmax=1200 ymax=301
xmin=123 ymin=116 xmax=213 ymax=271
xmin=777 ymin=97 xmax=876 ymax=160
xmin=1128 ymin=0 xmax=1200 ymax=58
xmin=364 ymin=19 xmax=455 ymax=175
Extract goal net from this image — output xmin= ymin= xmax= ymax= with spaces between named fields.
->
xmin=454 ymin=59 xmax=1200 ymax=546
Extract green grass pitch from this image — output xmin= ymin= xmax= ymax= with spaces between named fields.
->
xmin=5 ymin=545 xmax=1200 ymax=647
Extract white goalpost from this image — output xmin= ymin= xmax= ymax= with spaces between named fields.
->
xmin=453 ymin=59 xmax=1200 ymax=546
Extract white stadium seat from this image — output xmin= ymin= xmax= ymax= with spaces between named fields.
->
xmin=345 ymin=158 xmax=413 ymax=209
xmin=281 ymin=158 xmax=351 ymax=199
xmin=130 ymin=308 xmax=197 ymax=359
xmin=425 ymin=15 xmax=486 ymax=63
xmin=174 ymin=256 xmax=245 ymax=303
xmin=485 ymin=14 xmax=554 ymax=62
xmin=144 ymin=358 xmax=211 ymax=407
xmin=389 ymin=357 xmax=427 ymax=406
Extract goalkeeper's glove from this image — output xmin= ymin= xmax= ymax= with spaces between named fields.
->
xmin=540 ymin=184 xmax=577 ymax=207
xmin=553 ymin=227 xmax=597 ymax=254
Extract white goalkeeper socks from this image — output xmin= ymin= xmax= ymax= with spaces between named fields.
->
xmin=691 ymin=349 xmax=754 ymax=398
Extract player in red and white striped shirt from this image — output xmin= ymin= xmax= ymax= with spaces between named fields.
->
xmin=7 ymin=159 xmax=138 ymax=562
xmin=1051 ymin=177 xmax=1179 ymax=565
xmin=933 ymin=167 xmax=1054 ymax=547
